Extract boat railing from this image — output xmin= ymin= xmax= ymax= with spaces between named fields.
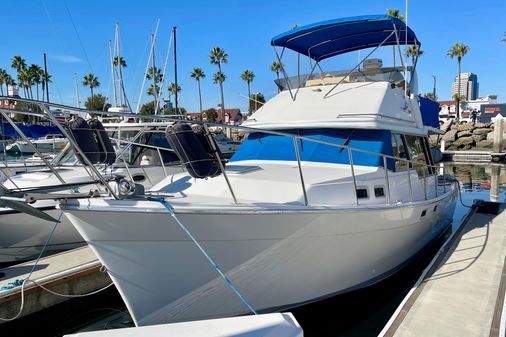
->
xmin=0 ymin=102 xmax=179 ymax=196
xmin=0 ymin=97 xmax=453 ymax=205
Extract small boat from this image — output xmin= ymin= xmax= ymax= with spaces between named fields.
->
xmin=5 ymin=134 xmax=67 ymax=155
xmin=0 ymin=121 xmax=184 ymax=263
xmin=58 ymin=15 xmax=457 ymax=327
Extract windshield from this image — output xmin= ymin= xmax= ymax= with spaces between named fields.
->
xmin=274 ymin=66 xmax=417 ymax=94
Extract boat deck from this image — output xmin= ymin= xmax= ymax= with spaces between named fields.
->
xmin=380 ymin=201 xmax=506 ymax=337
xmin=0 ymin=246 xmax=108 ymax=323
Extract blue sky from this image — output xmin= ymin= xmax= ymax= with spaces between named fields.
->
xmin=1 ymin=0 xmax=505 ymax=112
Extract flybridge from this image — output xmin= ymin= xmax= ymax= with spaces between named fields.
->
xmin=269 ymin=15 xmax=421 ymax=101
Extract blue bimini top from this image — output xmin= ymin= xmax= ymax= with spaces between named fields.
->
xmin=271 ymin=15 xmax=420 ymax=62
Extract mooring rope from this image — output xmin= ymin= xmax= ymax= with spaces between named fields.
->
xmin=0 ymin=212 xmax=114 ymax=321
xmin=147 ymin=195 xmax=257 ymax=315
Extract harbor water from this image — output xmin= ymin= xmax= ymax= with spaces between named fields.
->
xmin=1 ymin=162 xmax=504 ymax=337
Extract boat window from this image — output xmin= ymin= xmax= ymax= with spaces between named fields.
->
xmin=356 ymin=187 xmax=369 ymax=199
xmin=374 ymin=186 xmax=385 ymax=198
xmin=275 ymin=67 xmax=409 ymax=90
xmin=404 ymin=135 xmax=430 ymax=177
xmin=231 ymin=129 xmax=394 ymax=169
xmin=120 ymin=131 xmax=179 ymax=166
xmin=391 ymin=133 xmax=409 ymax=171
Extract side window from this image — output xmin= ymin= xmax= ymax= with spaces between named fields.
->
xmin=405 ymin=135 xmax=430 ymax=176
xmin=391 ymin=133 xmax=409 ymax=171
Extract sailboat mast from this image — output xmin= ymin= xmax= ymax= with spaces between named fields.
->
xmin=151 ymin=33 xmax=158 ymax=114
xmin=74 ymin=72 xmax=80 ymax=108
xmin=173 ymin=26 xmax=178 ymax=114
xmin=108 ymin=40 xmax=118 ymax=107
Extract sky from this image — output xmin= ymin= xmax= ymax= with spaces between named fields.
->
xmin=1 ymin=0 xmax=505 ymax=112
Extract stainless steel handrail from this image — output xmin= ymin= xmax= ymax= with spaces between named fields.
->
xmin=0 ymin=97 xmax=455 ymax=207
xmin=293 ymin=136 xmax=308 ymax=206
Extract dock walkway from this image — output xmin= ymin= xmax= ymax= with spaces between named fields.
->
xmin=0 ymin=246 xmax=109 ymax=322
xmin=381 ymin=202 xmax=506 ymax=337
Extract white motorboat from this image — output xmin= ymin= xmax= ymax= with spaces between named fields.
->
xmin=5 ymin=134 xmax=67 ymax=155
xmin=59 ymin=15 xmax=458 ymax=327
xmin=0 ymin=122 xmax=184 ymax=263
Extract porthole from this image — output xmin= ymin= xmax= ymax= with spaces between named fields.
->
xmin=421 ymin=209 xmax=427 ymax=217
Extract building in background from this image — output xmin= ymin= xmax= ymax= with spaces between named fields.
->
xmin=438 ymin=95 xmax=498 ymax=122
xmin=451 ymin=72 xmax=479 ymax=100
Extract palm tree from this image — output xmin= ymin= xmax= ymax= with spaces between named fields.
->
xmin=270 ymin=61 xmax=282 ymax=92
xmin=11 ymin=55 xmax=26 ymax=72
xmin=405 ymin=45 xmax=424 ymax=66
xmin=37 ymin=68 xmax=51 ymax=101
xmin=386 ymin=9 xmax=405 ymax=21
xmin=213 ymin=71 xmax=227 ymax=118
xmin=82 ymin=73 xmax=100 ymax=98
xmin=270 ymin=61 xmax=282 ymax=81
xmin=0 ymin=68 xmax=8 ymax=96
xmin=146 ymin=84 xmax=158 ymax=98
xmin=168 ymin=82 xmax=181 ymax=112
xmin=146 ymin=66 xmax=163 ymax=110
xmin=17 ymin=67 xmax=33 ymax=99
xmin=113 ymin=56 xmax=127 ymax=104
xmin=209 ymin=47 xmax=228 ymax=121
xmin=29 ymin=64 xmax=42 ymax=100
xmin=448 ymin=43 xmax=470 ymax=120
xmin=190 ymin=67 xmax=205 ymax=118
xmin=240 ymin=70 xmax=255 ymax=112
xmin=386 ymin=9 xmax=405 ymax=66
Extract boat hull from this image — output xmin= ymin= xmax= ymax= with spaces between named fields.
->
xmin=61 ymin=186 xmax=457 ymax=326
xmin=0 ymin=206 xmax=83 ymax=263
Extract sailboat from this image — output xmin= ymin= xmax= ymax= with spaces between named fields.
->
xmin=58 ymin=15 xmax=458 ymax=326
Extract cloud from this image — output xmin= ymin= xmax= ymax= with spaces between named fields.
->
xmin=48 ymin=54 xmax=85 ymax=63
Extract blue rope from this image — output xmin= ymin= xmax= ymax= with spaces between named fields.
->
xmin=1 ymin=212 xmax=64 ymax=291
xmin=147 ymin=196 xmax=257 ymax=315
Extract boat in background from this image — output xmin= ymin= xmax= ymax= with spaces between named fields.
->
xmin=0 ymin=121 xmax=183 ymax=263
xmin=59 ymin=15 xmax=458 ymax=326
xmin=5 ymin=134 xmax=67 ymax=155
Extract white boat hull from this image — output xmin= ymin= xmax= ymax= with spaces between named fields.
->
xmin=61 ymin=186 xmax=457 ymax=326
xmin=0 ymin=206 xmax=81 ymax=263
xmin=0 ymin=165 xmax=183 ymax=263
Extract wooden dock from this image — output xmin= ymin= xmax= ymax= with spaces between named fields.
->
xmin=0 ymin=246 xmax=110 ymax=322
xmin=380 ymin=201 xmax=506 ymax=337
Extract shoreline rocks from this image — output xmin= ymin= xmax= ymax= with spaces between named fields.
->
xmin=431 ymin=121 xmax=504 ymax=152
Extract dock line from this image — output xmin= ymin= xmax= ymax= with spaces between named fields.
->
xmin=0 ymin=212 xmax=114 ymax=322
xmin=147 ymin=195 xmax=258 ymax=315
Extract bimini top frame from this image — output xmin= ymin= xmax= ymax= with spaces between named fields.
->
xmin=271 ymin=15 xmax=419 ymax=61
xmin=270 ymin=15 xmax=421 ymax=100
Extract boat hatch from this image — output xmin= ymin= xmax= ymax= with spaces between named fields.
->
xmin=225 ymin=165 xmax=263 ymax=175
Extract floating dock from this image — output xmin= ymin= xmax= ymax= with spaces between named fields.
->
xmin=380 ymin=201 xmax=506 ymax=337
xmin=0 ymin=246 xmax=109 ymax=322
xmin=442 ymin=150 xmax=506 ymax=163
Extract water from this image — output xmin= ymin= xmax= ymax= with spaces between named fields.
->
xmin=2 ymin=162 xmax=505 ymax=336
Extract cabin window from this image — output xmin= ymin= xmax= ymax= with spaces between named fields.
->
xmin=356 ymin=187 xmax=369 ymax=199
xmin=405 ymin=135 xmax=430 ymax=177
xmin=374 ymin=186 xmax=385 ymax=198
xmin=391 ymin=133 xmax=409 ymax=171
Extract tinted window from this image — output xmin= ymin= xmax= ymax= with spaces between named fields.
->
xmin=391 ymin=133 xmax=409 ymax=171
xmin=405 ymin=135 xmax=430 ymax=176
